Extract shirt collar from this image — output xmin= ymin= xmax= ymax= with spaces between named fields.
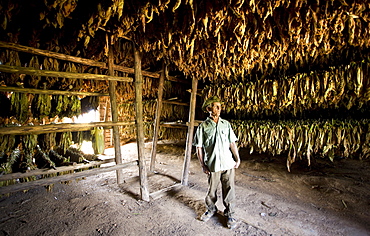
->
xmin=206 ymin=116 xmax=224 ymax=124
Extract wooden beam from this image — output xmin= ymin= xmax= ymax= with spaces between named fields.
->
xmin=181 ymin=77 xmax=198 ymax=186
xmin=0 ymin=161 xmax=138 ymax=195
xmin=0 ymin=86 xmax=109 ymax=96
xmin=0 ymin=64 xmax=133 ymax=82
xmin=134 ymin=44 xmax=150 ymax=202
xmin=0 ymin=41 xmax=188 ymax=83
xmin=150 ymin=62 xmax=166 ymax=172
xmin=0 ymin=158 xmax=115 ymax=182
xmin=0 ymin=121 xmax=135 ymax=135
xmin=162 ymin=100 xmax=189 ymax=106
xmin=160 ymin=123 xmax=188 ymax=129
xmin=108 ymin=42 xmax=125 ymax=185
xmin=0 ymin=41 xmax=105 ymax=68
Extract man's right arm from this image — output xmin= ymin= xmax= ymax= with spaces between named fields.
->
xmin=196 ymin=147 xmax=210 ymax=175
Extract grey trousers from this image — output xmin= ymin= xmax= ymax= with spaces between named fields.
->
xmin=205 ymin=168 xmax=235 ymax=217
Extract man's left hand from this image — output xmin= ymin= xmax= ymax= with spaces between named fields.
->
xmin=234 ymin=160 xmax=240 ymax=168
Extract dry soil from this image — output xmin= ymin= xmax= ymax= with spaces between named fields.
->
xmin=0 ymin=141 xmax=369 ymax=236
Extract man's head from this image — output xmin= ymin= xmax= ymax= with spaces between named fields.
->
xmin=202 ymin=96 xmax=222 ymax=119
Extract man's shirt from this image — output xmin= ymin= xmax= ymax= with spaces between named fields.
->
xmin=193 ymin=117 xmax=238 ymax=172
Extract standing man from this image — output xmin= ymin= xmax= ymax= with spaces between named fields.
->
xmin=193 ymin=96 xmax=240 ymax=230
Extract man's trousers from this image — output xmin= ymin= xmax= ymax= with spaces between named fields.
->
xmin=205 ymin=168 xmax=235 ymax=217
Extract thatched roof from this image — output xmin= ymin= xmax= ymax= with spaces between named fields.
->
xmin=0 ymin=0 xmax=369 ymax=82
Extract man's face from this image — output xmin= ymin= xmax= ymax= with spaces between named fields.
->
xmin=207 ymin=102 xmax=222 ymax=118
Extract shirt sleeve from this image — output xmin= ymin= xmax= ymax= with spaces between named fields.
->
xmin=193 ymin=125 xmax=203 ymax=147
xmin=228 ymin=122 xmax=238 ymax=143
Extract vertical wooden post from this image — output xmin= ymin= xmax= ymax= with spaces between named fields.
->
xmin=108 ymin=41 xmax=124 ymax=184
xmin=150 ymin=62 xmax=166 ymax=172
xmin=104 ymin=99 xmax=113 ymax=147
xmin=181 ymin=77 xmax=198 ymax=186
xmin=133 ymin=44 xmax=150 ymax=201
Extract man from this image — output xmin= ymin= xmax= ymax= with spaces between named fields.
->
xmin=193 ymin=96 xmax=241 ymax=230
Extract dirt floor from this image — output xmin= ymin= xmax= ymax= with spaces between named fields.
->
xmin=1 ymin=141 xmax=370 ymax=236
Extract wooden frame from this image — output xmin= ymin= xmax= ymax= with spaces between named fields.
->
xmin=0 ymin=40 xmax=151 ymax=200
xmin=0 ymin=41 xmax=188 ymax=84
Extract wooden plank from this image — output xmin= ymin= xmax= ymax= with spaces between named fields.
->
xmin=108 ymin=43 xmax=125 ymax=185
xmin=0 ymin=121 xmax=135 ymax=135
xmin=0 ymin=41 xmax=187 ymax=83
xmin=0 ymin=86 xmax=109 ymax=96
xmin=0 ymin=161 xmax=138 ymax=195
xmin=0 ymin=64 xmax=133 ymax=82
xmin=0 ymin=158 xmax=115 ymax=182
xmin=181 ymin=77 xmax=198 ymax=185
xmin=150 ymin=62 xmax=166 ymax=172
xmin=134 ymin=45 xmax=150 ymax=202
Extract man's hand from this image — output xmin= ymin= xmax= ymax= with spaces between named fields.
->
xmin=234 ymin=159 xmax=240 ymax=169
xmin=230 ymin=142 xmax=241 ymax=169
xmin=202 ymin=164 xmax=210 ymax=175
xmin=196 ymin=147 xmax=210 ymax=175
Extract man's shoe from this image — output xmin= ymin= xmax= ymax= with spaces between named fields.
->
xmin=227 ymin=217 xmax=237 ymax=229
xmin=200 ymin=211 xmax=215 ymax=222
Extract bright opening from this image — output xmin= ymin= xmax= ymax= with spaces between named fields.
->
xmin=74 ymin=109 xmax=100 ymax=155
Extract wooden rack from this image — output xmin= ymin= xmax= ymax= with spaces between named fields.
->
xmin=149 ymin=68 xmax=199 ymax=186
xmin=0 ymin=40 xmax=150 ymax=200
xmin=0 ymin=41 xmax=189 ymax=84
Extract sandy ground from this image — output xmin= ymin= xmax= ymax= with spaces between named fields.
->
xmin=0 ymin=141 xmax=370 ymax=236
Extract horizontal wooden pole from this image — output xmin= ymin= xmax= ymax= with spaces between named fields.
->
xmin=0 ymin=65 xmax=133 ymax=82
xmin=0 ymin=160 xmax=139 ymax=195
xmin=0 ymin=41 xmax=105 ymax=68
xmin=163 ymin=100 xmax=189 ymax=106
xmin=0 ymin=41 xmax=188 ymax=84
xmin=0 ymin=86 xmax=109 ymax=96
xmin=0 ymin=158 xmax=116 ymax=182
xmin=160 ymin=123 xmax=188 ymax=129
xmin=0 ymin=121 xmax=136 ymax=135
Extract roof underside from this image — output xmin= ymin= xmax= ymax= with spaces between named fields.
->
xmin=0 ymin=0 xmax=369 ymax=82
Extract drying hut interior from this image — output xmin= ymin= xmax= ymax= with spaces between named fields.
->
xmin=0 ymin=0 xmax=369 ymax=235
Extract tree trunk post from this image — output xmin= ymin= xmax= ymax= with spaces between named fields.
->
xmin=108 ymin=42 xmax=124 ymax=184
xmin=181 ymin=77 xmax=198 ymax=186
xmin=134 ymin=44 xmax=150 ymax=201
xmin=150 ymin=62 xmax=166 ymax=172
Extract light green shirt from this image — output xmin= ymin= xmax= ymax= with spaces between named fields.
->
xmin=193 ymin=117 xmax=238 ymax=172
